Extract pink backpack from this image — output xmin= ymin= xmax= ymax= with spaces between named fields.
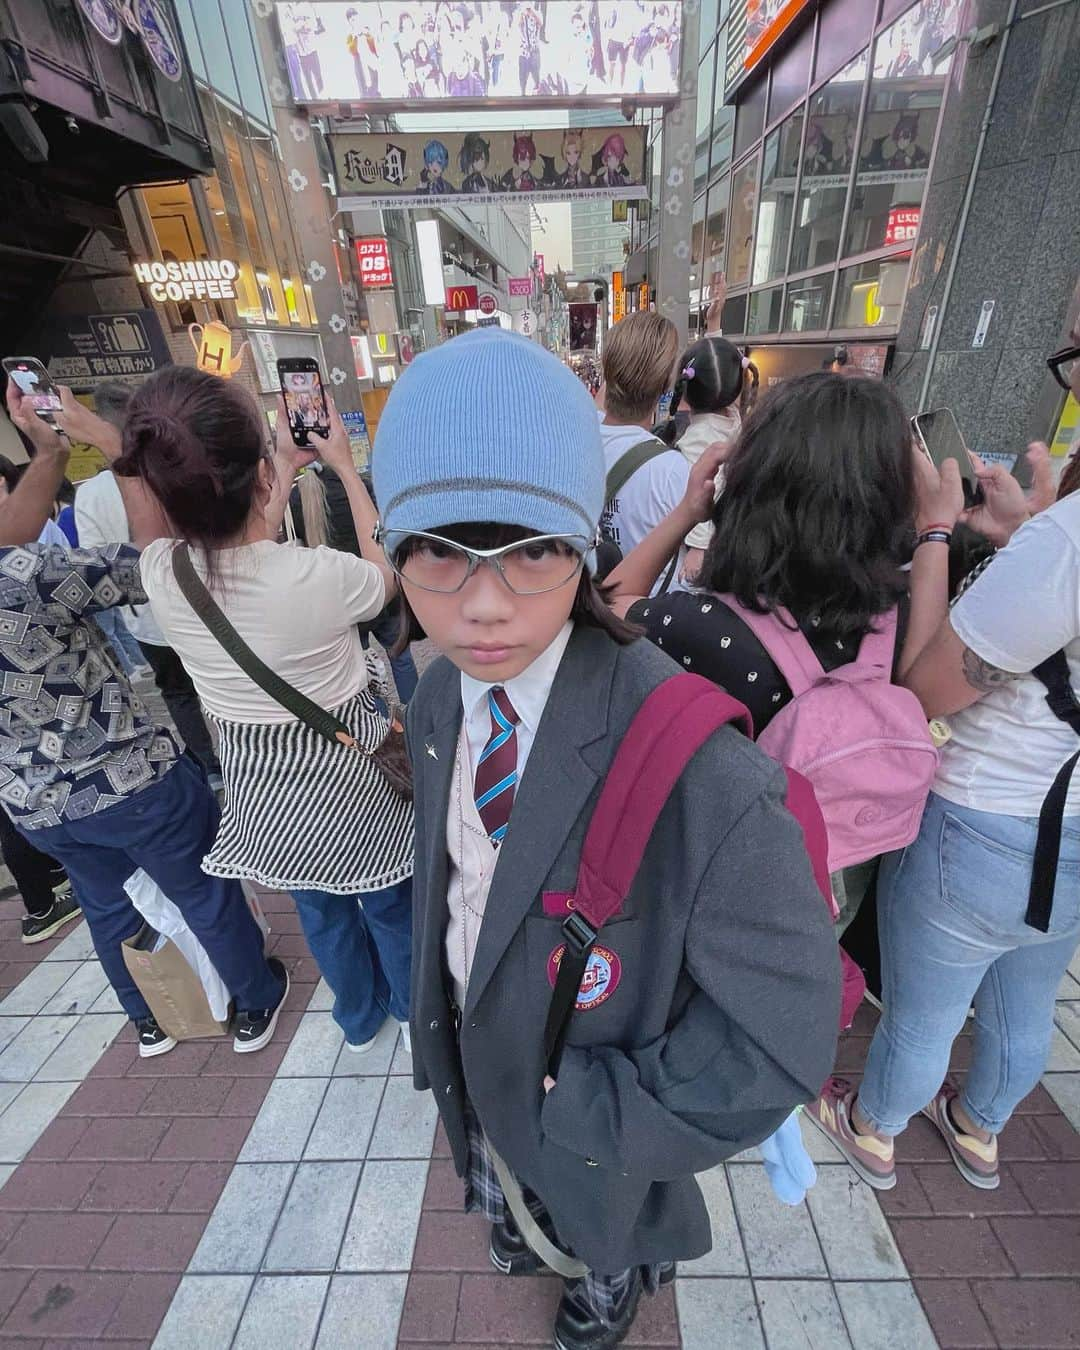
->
xmin=718 ymin=600 xmax=938 ymax=872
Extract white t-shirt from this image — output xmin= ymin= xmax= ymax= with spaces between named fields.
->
xmin=599 ymin=419 xmax=689 ymax=597
xmin=76 ymin=471 xmax=165 ymax=645
xmin=139 ymin=538 xmax=386 ymax=724
xmin=678 ymin=407 xmax=741 ymax=552
xmin=935 ymin=491 xmax=1080 ymax=816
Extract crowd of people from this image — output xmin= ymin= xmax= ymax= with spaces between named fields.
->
xmin=0 ymin=307 xmax=1075 ymax=1350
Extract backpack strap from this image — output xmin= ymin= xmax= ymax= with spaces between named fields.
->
xmin=543 ymin=673 xmax=752 ymax=1073
xmin=604 ymin=436 xmax=674 ymax=505
xmin=1026 ymin=650 xmax=1080 ymax=932
xmin=714 ymin=595 xmax=826 ymax=698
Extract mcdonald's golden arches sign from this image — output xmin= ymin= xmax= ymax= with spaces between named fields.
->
xmin=445 ymin=285 xmax=479 ymax=313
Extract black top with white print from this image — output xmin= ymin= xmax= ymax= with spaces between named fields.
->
xmin=628 ymin=592 xmax=861 ymax=736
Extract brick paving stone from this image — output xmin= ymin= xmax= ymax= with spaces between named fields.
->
xmin=877 ymin=1165 xmax=934 ymax=1217
xmin=79 ymin=1161 xmax=189 ymax=1214
xmin=1010 ymin=1160 xmax=1080 ymax=1212
xmin=989 ymin=1216 xmax=1080 ymax=1276
xmin=894 ymin=1116 xmax=952 ymax=1163
xmin=913 ymin=1279 xmax=997 ymax=1349
xmin=63 ymin=1076 xmax=152 ymax=1117
xmin=88 ymin=1042 xmax=137 ymax=1077
xmin=0 ymin=1161 xmax=100 ymax=1212
xmin=422 ymin=1158 xmax=463 ymax=1211
xmin=1013 ymin=1084 xmax=1059 ymax=1114
xmin=3 ymin=1212 xmax=114 ymax=1269
xmin=889 ymin=1217 xmax=1013 ymax=1277
xmin=412 ymin=1211 xmax=492 ymax=1273
xmin=202 ymin=1038 xmax=288 ymax=1076
xmin=22 ymin=1114 xmax=88 ymax=1163
xmin=153 ymin=1114 xmax=255 ymax=1162
xmin=102 ymin=1271 xmax=181 ymax=1340
xmin=0 ymin=1269 xmax=33 ymax=1321
xmin=973 ymin=1276 xmax=1080 ymax=1348
xmin=166 ymin=1162 xmax=232 ymax=1214
xmin=139 ymin=1074 xmax=234 ymax=1116
xmin=90 ymin=1212 xmax=205 ymax=1272
xmin=77 ymin=1116 xmax=169 ymax=1162
xmin=219 ymin=1075 xmax=272 ymax=1116
xmin=398 ymin=1273 xmax=461 ymax=1343
xmin=625 ymin=1284 xmax=679 ymax=1345
xmin=1031 ymin=1112 xmax=1080 ymax=1159
xmin=125 ymin=1040 xmax=216 ymax=1078
xmin=5 ymin=1271 xmax=131 ymax=1338
xmin=433 ymin=1121 xmax=453 ymax=1160
xmin=0 ymin=1211 xmax=23 ymax=1246
xmin=454 ymin=1273 xmax=563 ymax=1345
xmin=913 ymin=1163 xmax=1032 ymax=1215
xmin=996 ymin=1115 xmax=1054 ymax=1161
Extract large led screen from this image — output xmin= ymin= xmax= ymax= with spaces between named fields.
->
xmin=276 ymin=2 xmax=683 ymax=105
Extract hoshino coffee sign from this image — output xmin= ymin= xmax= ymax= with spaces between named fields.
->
xmin=134 ymin=259 xmax=239 ymax=303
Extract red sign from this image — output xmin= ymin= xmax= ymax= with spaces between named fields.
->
xmin=534 ymin=253 xmax=545 ymax=288
xmin=508 ymin=276 xmax=533 ymax=297
xmin=397 ymin=333 xmax=415 ymax=365
xmin=478 ymin=293 xmax=497 ymax=316
xmin=355 ymin=237 xmax=393 ymax=289
xmin=445 ymin=284 xmax=478 ymax=313
xmin=885 ymin=207 xmax=921 ymax=247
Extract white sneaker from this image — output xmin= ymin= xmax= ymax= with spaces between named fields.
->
xmin=346 ymin=1034 xmax=379 ymax=1054
xmin=399 ymin=1021 xmax=412 ymax=1055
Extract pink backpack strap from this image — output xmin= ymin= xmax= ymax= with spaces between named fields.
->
xmin=714 ymin=594 xmax=825 ymax=697
xmin=853 ymin=607 xmax=898 ymax=675
xmin=543 ymin=673 xmax=751 ymax=1071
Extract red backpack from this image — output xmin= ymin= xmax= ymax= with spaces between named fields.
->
xmin=544 ymin=673 xmax=863 ymax=1075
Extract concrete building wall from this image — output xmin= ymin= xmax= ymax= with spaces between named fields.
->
xmin=890 ymin=0 xmax=1080 ymax=457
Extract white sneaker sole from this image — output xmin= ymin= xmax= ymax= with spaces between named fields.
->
xmin=139 ymin=1034 xmax=178 ymax=1058
xmin=346 ymin=1035 xmax=379 ymax=1054
xmin=233 ymin=966 xmax=290 ymax=1053
xmin=21 ymin=905 xmax=81 ymax=945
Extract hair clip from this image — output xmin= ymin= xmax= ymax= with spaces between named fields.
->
xmin=682 ymin=365 xmax=696 ymax=379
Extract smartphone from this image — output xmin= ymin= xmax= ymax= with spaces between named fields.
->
xmin=2 ymin=357 xmax=62 ymax=424
xmin=277 ymin=357 xmax=329 ymax=448
xmin=911 ymin=408 xmax=983 ymax=509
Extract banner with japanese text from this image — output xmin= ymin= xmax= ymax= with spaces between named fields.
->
xmin=332 ymin=126 xmax=646 ymax=210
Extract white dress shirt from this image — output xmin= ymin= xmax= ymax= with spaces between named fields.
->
xmin=459 ymin=620 xmax=574 ymax=782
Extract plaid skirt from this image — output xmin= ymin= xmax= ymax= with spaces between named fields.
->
xmin=462 ymin=1098 xmax=671 ymax=1324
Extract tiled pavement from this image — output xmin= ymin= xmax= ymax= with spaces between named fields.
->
xmin=0 ymin=889 xmax=1078 ymax=1349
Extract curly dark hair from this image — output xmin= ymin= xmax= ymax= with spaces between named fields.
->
xmin=700 ymin=371 xmax=916 ymax=642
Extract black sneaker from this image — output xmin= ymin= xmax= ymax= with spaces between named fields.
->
xmin=554 ymin=1269 xmax=643 ymax=1350
xmin=233 ymin=957 xmax=290 ymax=1054
xmin=21 ymin=886 xmax=81 ymax=945
xmin=137 ymin=1015 xmax=177 ymax=1058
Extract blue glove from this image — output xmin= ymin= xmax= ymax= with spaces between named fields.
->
xmin=759 ymin=1111 xmax=818 ymax=1206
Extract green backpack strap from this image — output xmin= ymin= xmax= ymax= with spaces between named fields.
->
xmin=604 ymin=436 xmax=673 ymax=506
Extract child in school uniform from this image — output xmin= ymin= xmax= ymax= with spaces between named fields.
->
xmin=372 ymin=329 xmax=840 ymax=1350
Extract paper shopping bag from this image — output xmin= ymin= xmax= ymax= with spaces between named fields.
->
xmin=122 ymin=923 xmax=230 ymax=1040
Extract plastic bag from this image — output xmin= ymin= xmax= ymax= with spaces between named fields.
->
xmin=759 ymin=1111 xmax=818 ymax=1206
xmin=123 ymin=869 xmax=230 ymax=1021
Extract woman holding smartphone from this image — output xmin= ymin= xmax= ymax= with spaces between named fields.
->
xmin=113 ymin=365 xmax=414 ymax=1055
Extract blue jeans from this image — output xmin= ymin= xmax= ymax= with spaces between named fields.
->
xmin=859 ymin=791 xmax=1080 ymax=1137
xmin=94 ymin=609 xmax=146 ymax=677
xmin=291 ymin=878 xmax=412 ymax=1044
xmin=27 ymin=756 xmax=283 ymax=1022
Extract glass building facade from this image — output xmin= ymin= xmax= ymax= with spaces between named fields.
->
xmin=632 ymin=0 xmax=959 ymax=353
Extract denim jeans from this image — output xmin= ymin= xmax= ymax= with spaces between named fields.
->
xmin=28 ymin=755 xmax=283 ymax=1022
xmin=859 ymin=791 xmax=1080 ymax=1137
xmin=94 ymin=609 xmax=146 ymax=677
xmin=291 ymin=878 xmax=412 ymax=1045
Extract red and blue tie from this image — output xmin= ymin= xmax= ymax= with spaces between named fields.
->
xmin=474 ymin=687 xmax=520 ymax=845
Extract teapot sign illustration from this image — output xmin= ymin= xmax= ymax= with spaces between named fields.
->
xmin=188 ymin=322 xmax=249 ymax=378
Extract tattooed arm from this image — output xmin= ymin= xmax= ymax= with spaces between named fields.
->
xmin=960 ymin=645 xmax=1022 ymax=695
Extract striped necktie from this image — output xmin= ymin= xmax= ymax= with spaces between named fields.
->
xmin=474 ymin=687 xmax=521 ymax=845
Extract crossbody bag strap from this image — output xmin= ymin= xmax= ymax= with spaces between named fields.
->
xmin=1026 ymin=649 xmax=1080 ymax=932
xmin=543 ymin=674 xmax=752 ymax=1074
xmin=603 ymin=436 xmax=672 ymax=505
xmin=170 ymin=543 xmax=357 ymax=750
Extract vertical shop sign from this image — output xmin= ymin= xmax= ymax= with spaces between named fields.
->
xmin=355 ymin=237 xmax=394 ymax=288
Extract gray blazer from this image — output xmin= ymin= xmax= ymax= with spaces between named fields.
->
xmin=406 ymin=626 xmax=840 ymax=1273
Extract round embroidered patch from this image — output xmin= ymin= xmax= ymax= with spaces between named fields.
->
xmin=546 ymin=943 xmax=622 ymax=1010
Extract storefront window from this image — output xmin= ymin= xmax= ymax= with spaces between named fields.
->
xmin=747 ymin=285 xmax=784 ymax=334
xmin=835 ymin=256 xmax=911 ymax=329
xmin=784 ymin=272 xmax=834 ymax=332
xmin=752 ymin=109 xmax=803 ymax=285
xmin=814 ymin=0 xmax=875 ymax=83
xmin=789 ymin=50 xmax=868 ymax=274
xmin=699 ymin=0 xmax=719 ymax=56
xmin=766 ymin=24 xmax=811 ymax=125
xmin=726 ymin=156 xmax=758 ymax=289
xmin=710 ymin=104 xmax=735 ymax=186
xmin=720 ymin=292 xmax=748 ymax=335
xmin=733 ymin=77 xmax=767 ymax=161
xmin=704 ymin=179 xmax=728 ymax=291
xmin=695 ymin=46 xmax=717 ymax=193
xmin=201 ymin=171 xmax=264 ymax=324
xmin=842 ymin=0 xmax=957 ymax=258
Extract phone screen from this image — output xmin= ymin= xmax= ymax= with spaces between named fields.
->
xmin=3 ymin=358 xmax=62 ymax=422
xmin=279 ymin=364 xmax=328 ymax=446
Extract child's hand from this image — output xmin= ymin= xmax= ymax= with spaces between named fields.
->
xmin=684 ymin=442 xmax=726 ymax=523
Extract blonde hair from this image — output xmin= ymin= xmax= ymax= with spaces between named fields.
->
xmin=297 ymin=469 xmax=331 ymax=548
xmin=601 ymin=312 xmax=679 ymax=422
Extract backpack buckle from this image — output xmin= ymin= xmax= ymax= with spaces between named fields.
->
xmin=561 ymin=910 xmax=597 ymax=956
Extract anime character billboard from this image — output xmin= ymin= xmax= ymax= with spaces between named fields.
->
xmin=332 ymin=126 xmax=647 ymax=209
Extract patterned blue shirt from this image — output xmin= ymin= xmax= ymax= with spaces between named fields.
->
xmin=0 ymin=544 xmax=180 ymax=830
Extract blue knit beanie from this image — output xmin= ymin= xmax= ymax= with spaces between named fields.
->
xmin=372 ymin=328 xmax=604 ymax=566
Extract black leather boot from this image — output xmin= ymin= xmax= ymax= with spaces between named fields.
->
xmin=489 ymin=1206 xmax=554 ymax=1276
xmin=553 ymin=1270 xmax=643 ymax=1350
